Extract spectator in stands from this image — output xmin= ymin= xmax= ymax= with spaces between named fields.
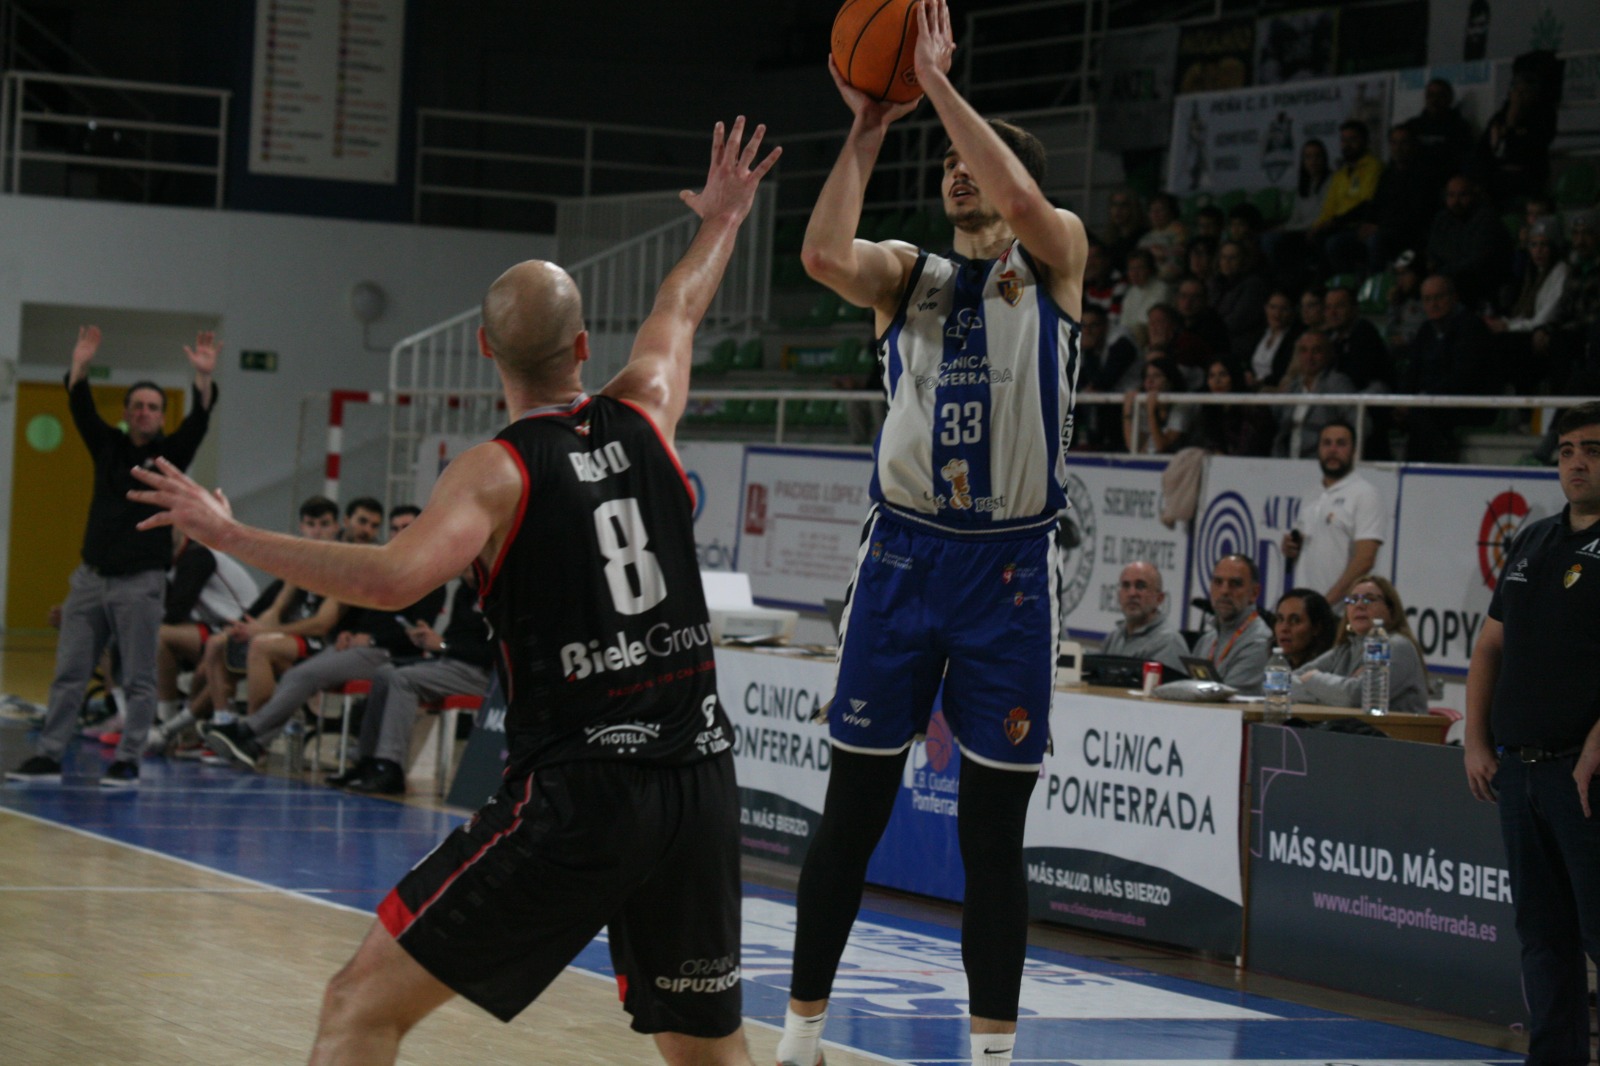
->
xmin=1353 ymin=123 xmax=1438 ymax=274
xmin=1185 ymin=236 xmax=1218 ymax=289
xmin=1294 ymin=575 xmax=1429 ymax=715
xmin=1193 ymin=553 xmax=1272 ymax=694
xmin=1271 ymin=588 xmax=1337 ymax=670
xmin=1401 ymin=274 xmax=1494 ymax=462
xmin=1212 ymin=240 xmax=1268 ymax=361
xmin=1246 ymin=289 xmax=1302 ymax=390
xmin=1309 ymin=121 xmax=1383 ymax=273
xmin=1076 ymin=304 xmax=1140 ymax=450
xmin=1122 ymin=354 xmax=1188 ymax=454
xmin=1193 ymin=205 xmax=1225 ymax=242
xmin=1281 ymin=420 xmax=1387 ymax=608
xmin=1144 ymin=302 xmax=1180 ymax=360
xmin=1323 ymin=284 xmax=1394 ymax=458
xmin=1427 ymin=175 xmax=1513 ymax=310
xmin=330 ymin=570 xmax=494 ymax=795
xmin=1478 ymin=70 xmax=1558 ymax=209
xmin=1299 ymin=285 xmax=1327 ymax=334
xmin=1174 ymin=275 xmax=1230 ymax=371
xmin=1102 ymin=188 xmax=1147 ymax=269
xmin=1119 ymin=249 xmax=1170 ymax=347
xmin=204 ymin=507 xmax=446 ymax=771
xmin=1511 ymin=193 xmax=1556 ymax=283
xmin=1100 ymin=561 xmax=1189 ymax=674
xmin=1487 ymin=216 xmax=1569 ymax=396
xmin=1226 ymin=202 xmax=1265 ymax=252
xmin=1535 ymin=211 xmax=1600 ymax=394
xmin=1273 ymin=330 xmax=1355 ymax=459
xmin=1385 ymin=253 xmax=1428 ymax=348
xmin=6 ymin=326 xmax=217 ymax=788
xmin=1405 ymin=78 xmax=1475 ymax=192
xmin=1264 ymin=139 xmax=1330 ymax=286
xmin=1137 ymin=192 xmax=1187 ymax=281
xmin=1182 ymin=358 xmax=1273 ymax=457
xmin=1082 ymin=241 xmax=1127 ymax=321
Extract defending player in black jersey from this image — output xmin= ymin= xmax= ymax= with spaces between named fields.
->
xmin=131 ymin=117 xmax=780 ymax=1066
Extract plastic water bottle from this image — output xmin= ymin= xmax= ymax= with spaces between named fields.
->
xmin=283 ymin=717 xmax=306 ymax=775
xmin=1263 ymin=646 xmax=1292 ymax=724
xmin=1363 ymin=621 xmax=1391 ymax=715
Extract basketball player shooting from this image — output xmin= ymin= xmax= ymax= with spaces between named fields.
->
xmin=777 ymin=2 xmax=1087 ymax=1065
xmin=131 ymin=117 xmax=779 ymax=1066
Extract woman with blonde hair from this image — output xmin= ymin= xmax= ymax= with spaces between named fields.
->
xmin=1293 ymin=574 xmax=1430 ymax=714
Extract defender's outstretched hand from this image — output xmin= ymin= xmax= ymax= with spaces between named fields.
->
xmin=679 ymin=116 xmax=781 ymax=226
xmin=128 ymin=457 xmax=235 ymax=547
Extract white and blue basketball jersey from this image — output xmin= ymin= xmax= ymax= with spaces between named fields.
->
xmin=870 ymin=241 xmax=1080 ymax=531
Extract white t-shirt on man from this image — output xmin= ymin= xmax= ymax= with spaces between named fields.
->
xmin=1293 ymin=470 xmax=1388 ymax=600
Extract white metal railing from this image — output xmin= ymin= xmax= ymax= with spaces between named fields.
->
xmin=0 ymin=70 xmax=229 ymax=207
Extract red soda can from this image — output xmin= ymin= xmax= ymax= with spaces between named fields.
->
xmin=1142 ymin=661 xmax=1163 ymax=695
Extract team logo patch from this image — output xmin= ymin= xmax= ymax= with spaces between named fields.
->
xmin=997 ymin=270 xmax=1022 ymax=307
xmin=1014 ymin=591 xmax=1025 ymax=606
xmin=574 ymin=420 xmax=592 ymax=437
xmin=871 ymin=540 xmax=884 ymax=561
xmin=941 ymin=457 xmax=974 ymax=510
xmin=1001 ymin=563 xmax=1017 ymax=584
xmin=1004 ymin=707 xmax=1031 ymax=746
xmin=1565 ymin=563 xmax=1583 ymax=589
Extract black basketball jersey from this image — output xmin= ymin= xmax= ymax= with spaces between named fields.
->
xmin=476 ymin=393 xmax=732 ymax=777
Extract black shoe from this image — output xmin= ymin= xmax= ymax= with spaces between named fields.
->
xmin=325 ymin=757 xmax=375 ymax=788
xmin=202 ymin=721 xmax=264 ymax=770
xmin=344 ymin=759 xmax=405 ymax=795
xmin=6 ymin=755 xmax=63 ymax=783
xmin=100 ymin=759 xmax=140 ymax=789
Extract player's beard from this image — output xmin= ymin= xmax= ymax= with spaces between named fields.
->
xmin=947 ymin=199 xmax=1001 ymax=232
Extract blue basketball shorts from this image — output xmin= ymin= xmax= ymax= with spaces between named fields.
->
xmin=830 ymin=506 xmax=1060 ymax=770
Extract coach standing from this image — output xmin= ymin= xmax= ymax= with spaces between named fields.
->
xmin=1465 ymin=399 xmax=1600 ymax=1065
xmin=7 ymin=325 xmax=217 ymax=788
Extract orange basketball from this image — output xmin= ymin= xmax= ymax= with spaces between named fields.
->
xmin=831 ymin=0 xmax=923 ymax=104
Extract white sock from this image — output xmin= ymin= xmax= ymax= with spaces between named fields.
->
xmin=774 ymin=1006 xmax=826 ymax=1066
xmin=111 ymin=686 xmax=128 ymax=717
xmin=157 ymin=699 xmax=181 ymax=724
xmin=971 ymin=1031 xmax=1015 ymax=1065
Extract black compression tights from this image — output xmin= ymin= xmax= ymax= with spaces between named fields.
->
xmin=789 ymin=747 xmax=1039 ymax=1021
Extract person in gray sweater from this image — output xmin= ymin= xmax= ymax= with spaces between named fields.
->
xmin=1294 ymin=574 xmax=1430 ymax=714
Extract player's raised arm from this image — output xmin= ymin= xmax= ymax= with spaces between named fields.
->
xmin=603 ymin=116 xmax=780 ymax=439
xmin=800 ymin=58 xmax=921 ymax=316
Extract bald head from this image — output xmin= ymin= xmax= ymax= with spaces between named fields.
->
xmin=1117 ymin=561 xmax=1165 ymax=629
xmin=480 ymin=260 xmax=586 ymax=384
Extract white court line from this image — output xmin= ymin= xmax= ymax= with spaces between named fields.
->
xmin=0 ymin=885 xmax=332 ymax=893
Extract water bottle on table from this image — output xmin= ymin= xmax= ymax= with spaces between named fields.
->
xmin=1263 ymin=646 xmax=1292 ymax=724
xmin=1363 ymin=621 xmax=1391 ymax=715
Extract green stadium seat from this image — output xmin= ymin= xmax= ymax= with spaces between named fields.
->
xmin=731 ymin=338 xmax=764 ymax=371
xmin=1357 ymin=271 xmax=1394 ymax=315
xmin=1217 ymin=190 xmax=1247 ymax=213
xmin=1555 ymin=161 xmax=1598 ymax=209
xmin=693 ymin=338 xmax=737 ymax=379
xmin=1252 ymin=187 xmax=1288 ymax=226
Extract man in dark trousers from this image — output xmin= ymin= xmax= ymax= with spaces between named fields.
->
xmin=1466 ymin=400 xmax=1600 ymax=1066
xmin=130 ymin=116 xmax=777 ymax=1066
xmin=7 ymin=325 xmax=217 ymax=787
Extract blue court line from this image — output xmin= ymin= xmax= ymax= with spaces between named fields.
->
xmin=0 ymin=738 xmax=1521 ymax=1065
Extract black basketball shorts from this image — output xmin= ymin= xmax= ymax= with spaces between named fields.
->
xmin=377 ymin=752 xmax=742 ymax=1037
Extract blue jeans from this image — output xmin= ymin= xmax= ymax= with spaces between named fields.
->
xmin=1495 ymin=754 xmax=1600 ymax=1065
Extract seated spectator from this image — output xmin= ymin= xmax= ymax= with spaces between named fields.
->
xmin=327 ymin=569 xmax=495 ymax=795
xmin=1350 ymin=123 xmax=1438 ymax=274
xmin=1273 ymin=330 xmax=1356 ymax=458
xmin=1100 ymin=561 xmax=1190 ymax=677
xmin=1487 ymin=217 xmax=1569 ymax=395
xmin=1510 ymin=193 xmax=1555 ymax=283
xmin=1533 ymin=211 xmax=1600 ymax=394
xmin=1119 ymin=249 xmax=1171 ymax=346
xmin=1404 ymin=77 xmax=1475 ymax=192
xmin=1173 ymin=275 xmax=1231 ymax=372
xmin=1427 ymin=175 xmax=1513 ymax=310
xmin=1478 ymin=70 xmax=1557 ymax=209
xmin=1294 ymin=575 xmax=1430 ymax=715
xmin=1323 ymin=285 xmax=1394 ymax=458
xmin=1137 ymin=192 xmax=1188 ymax=281
xmin=1122 ymin=354 xmax=1188 ymax=454
xmin=1212 ymin=240 xmax=1269 ymax=360
xmin=1193 ymin=554 xmax=1273 ymax=694
xmin=1102 ymin=188 xmax=1148 ymax=270
xmin=1299 ymin=285 xmax=1327 ymax=334
xmin=1264 ymin=139 xmax=1331 ymax=287
xmin=1271 ymin=588 xmax=1337 ymax=670
xmin=1186 ymin=236 xmax=1218 ymax=289
xmin=1193 ymin=204 xmax=1225 ymax=242
xmin=1246 ymin=289 xmax=1303 ymax=390
xmin=1384 ymin=254 xmax=1427 ymax=348
xmin=1075 ymin=303 xmax=1141 ymax=449
xmin=1309 ymin=121 xmax=1384 ymax=273
xmin=151 ymin=534 xmax=259 ymax=742
xmin=1400 ymin=274 xmax=1494 ymax=462
xmin=1226 ymin=202 xmax=1265 ymax=251
xmin=1183 ymin=358 xmax=1274 ymax=457
xmin=1083 ymin=241 xmax=1127 ymax=322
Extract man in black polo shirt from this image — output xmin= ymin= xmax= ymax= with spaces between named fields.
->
xmin=1465 ymin=400 xmax=1600 ymax=1064
xmin=7 ymin=325 xmax=217 ymax=788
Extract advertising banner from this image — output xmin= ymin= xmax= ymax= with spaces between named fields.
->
xmin=676 ymin=441 xmax=747 ymax=572
xmin=735 ymin=446 xmax=876 ymax=610
xmin=1392 ymin=465 xmax=1564 ymax=675
xmin=1254 ymin=7 xmax=1339 ymax=85
xmin=1174 ymin=17 xmax=1255 ymax=96
xmin=1167 ymin=73 xmax=1392 ymax=194
xmin=1186 ymin=456 xmax=1398 ymax=631
xmin=1247 ymin=724 xmax=1523 ymax=1022
xmin=1097 ymin=26 xmax=1181 ymax=151
xmin=1058 ymin=456 xmax=1191 ymax=642
xmin=1025 ymin=693 xmax=1245 ymax=955
xmin=1427 ymin=0 xmax=1600 ymax=65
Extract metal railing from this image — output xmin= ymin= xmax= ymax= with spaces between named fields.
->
xmin=0 ymin=70 xmax=229 ymax=207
